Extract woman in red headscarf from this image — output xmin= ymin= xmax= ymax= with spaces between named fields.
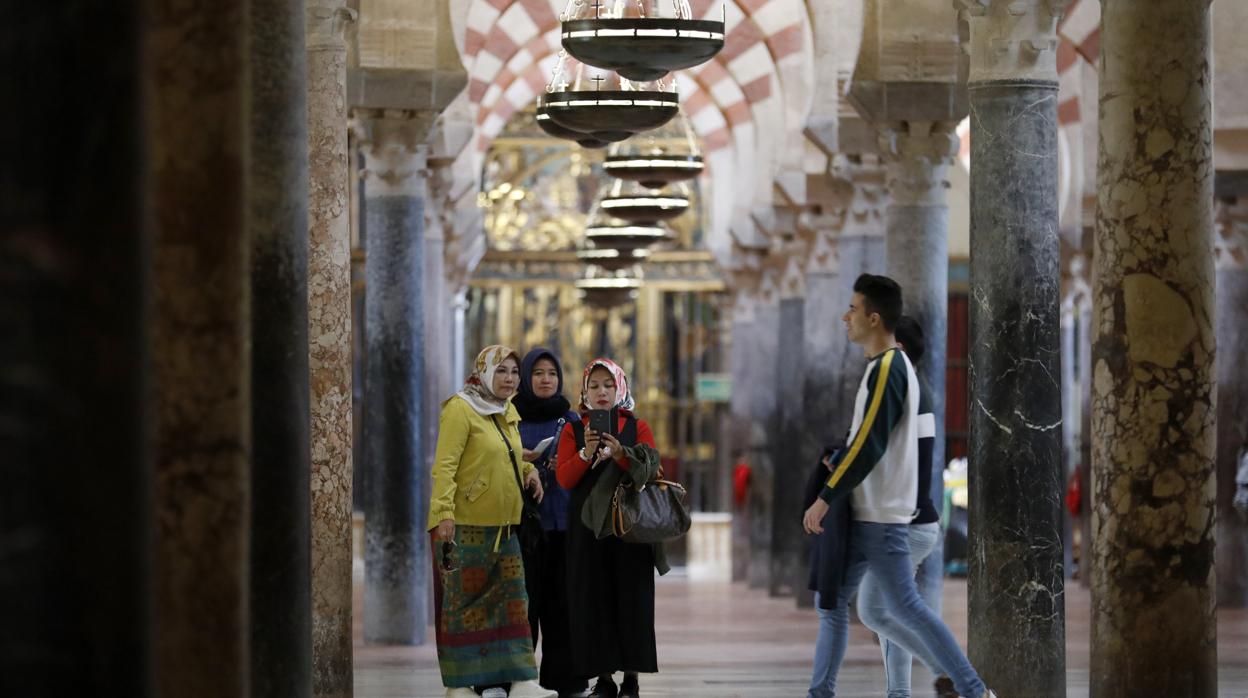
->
xmin=555 ymin=358 xmax=660 ymax=698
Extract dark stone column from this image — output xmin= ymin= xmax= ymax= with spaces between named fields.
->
xmin=1215 ymin=194 xmax=1248 ymax=608
xmin=1090 ymin=2 xmax=1216 ymax=694
xmin=881 ymin=122 xmax=958 ymax=608
xmin=249 ymin=0 xmax=312 ymax=695
xmin=770 ymin=266 xmax=806 ymax=598
xmin=0 ymin=5 xmax=149 ymax=695
xmin=958 ymin=1 xmax=1067 ymax=694
xmin=361 ymin=114 xmax=431 ymax=644
xmin=148 ymin=1 xmax=251 ymax=695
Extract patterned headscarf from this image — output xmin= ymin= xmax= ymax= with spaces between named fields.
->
xmin=457 ymin=345 xmax=521 ymax=416
xmin=578 ymin=357 xmax=635 ymax=412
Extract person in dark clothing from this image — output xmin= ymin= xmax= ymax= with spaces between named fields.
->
xmin=854 ymin=316 xmax=954 ymax=698
xmin=513 ymin=348 xmax=586 ymax=698
xmin=556 ymin=358 xmax=658 ymax=698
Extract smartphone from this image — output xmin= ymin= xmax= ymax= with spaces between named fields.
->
xmin=587 ymin=409 xmax=614 ymax=437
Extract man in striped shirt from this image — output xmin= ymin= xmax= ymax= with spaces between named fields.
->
xmin=802 ymin=275 xmax=993 ymax=698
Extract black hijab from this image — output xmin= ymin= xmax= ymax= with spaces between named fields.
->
xmin=513 ymin=347 xmax=572 ymax=422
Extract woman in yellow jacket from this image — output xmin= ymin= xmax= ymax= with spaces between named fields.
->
xmin=428 ymin=345 xmax=556 ymax=698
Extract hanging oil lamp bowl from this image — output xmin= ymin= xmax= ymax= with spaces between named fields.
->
xmin=584 ymin=223 xmax=669 ymax=250
xmin=603 ymin=153 xmax=703 ymax=189
xmin=539 ymin=90 xmax=679 ymax=143
xmin=562 ymin=17 xmax=725 ymax=82
xmin=576 ymin=275 xmax=641 ymax=309
xmin=600 ymin=193 xmax=689 ymax=224
xmin=576 ymin=246 xmax=650 ymax=272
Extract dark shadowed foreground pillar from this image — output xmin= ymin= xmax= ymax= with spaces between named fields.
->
xmin=362 ymin=113 xmax=431 ymax=644
xmin=958 ymin=1 xmax=1066 ymax=694
xmin=1 ymin=5 xmax=149 ymax=696
xmin=1091 ymin=2 xmax=1217 ymax=695
xmin=770 ymin=264 xmax=806 ymax=598
xmin=249 ymin=0 xmax=312 ymax=696
xmin=148 ymin=1 xmax=251 ymax=696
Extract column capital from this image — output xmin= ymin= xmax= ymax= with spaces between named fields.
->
xmin=955 ymin=0 xmax=1069 ymax=83
xmin=307 ymin=2 xmax=356 ymax=50
xmin=1216 ymin=197 xmax=1248 ymax=271
xmin=356 ymin=109 xmax=440 ymax=197
xmin=879 ymin=120 xmax=960 ymax=206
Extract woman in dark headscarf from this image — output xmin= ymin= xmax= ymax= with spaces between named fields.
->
xmin=512 ymin=348 xmax=585 ymax=697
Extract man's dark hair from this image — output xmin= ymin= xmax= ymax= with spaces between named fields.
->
xmin=852 ymin=273 xmax=903 ymax=332
xmin=894 ymin=315 xmax=925 ymax=362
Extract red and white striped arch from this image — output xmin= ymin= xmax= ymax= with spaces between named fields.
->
xmin=452 ymin=0 xmax=815 ymax=257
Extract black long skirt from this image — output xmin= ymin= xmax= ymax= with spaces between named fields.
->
xmin=565 ymin=465 xmax=658 ymax=678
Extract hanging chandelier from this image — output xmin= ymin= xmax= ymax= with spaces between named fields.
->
xmin=560 ymin=0 xmax=725 ymax=82
xmin=585 ymin=222 xmax=670 ymax=249
xmin=576 ymin=268 xmax=643 ymax=309
xmin=576 ymin=246 xmax=651 ymax=271
xmin=602 ymin=110 xmax=704 ymax=187
xmin=599 ymin=179 xmax=690 ymax=224
xmin=535 ymin=51 xmax=680 ymax=146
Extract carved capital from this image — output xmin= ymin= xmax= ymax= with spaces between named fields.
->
xmin=356 ymin=109 xmax=439 ymax=198
xmin=1216 ymin=197 xmax=1248 ymax=271
xmin=955 ymin=0 xmax=1069 ymax=83
xmin=828 ymin=154 xmax=888 ymax=239
xmin=307 ymin=2 xmax=356 ymax=51
xmin=879 ymin=120 xmax=959 ymax=206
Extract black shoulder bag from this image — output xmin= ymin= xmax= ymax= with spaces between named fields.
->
xmin=491 ymin=415 xmax=543 ymax=556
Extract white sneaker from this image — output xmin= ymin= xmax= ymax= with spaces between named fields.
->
xmin=481 ymin=689 xmax=508 ymax=698
xmin=445 ymin=689 xmax=478 ymax=698
xmin=509 ymin=679 xmax=559 ymax=698
xmin=982 ymin=691 xmax=998 ymax=698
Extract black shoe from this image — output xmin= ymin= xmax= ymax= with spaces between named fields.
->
xmin=587 ymin=677 xmax=617 ymax=698
xmin=933 ymin=676 xmax=957 ymax=698
xmin=618 ymin=674 xmax=638 ymax=698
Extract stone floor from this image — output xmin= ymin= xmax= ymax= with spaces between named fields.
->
xmin=353 ymin=563 xmax=1248 ymax=698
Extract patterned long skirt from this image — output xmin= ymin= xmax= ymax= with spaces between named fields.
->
xmin=432 ymin=525 xmax=539 ymax=688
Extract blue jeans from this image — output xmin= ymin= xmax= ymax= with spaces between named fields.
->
xmin=857 ymin=522 xmax=942 ymax=698
xmin=808 ymin=522 xmax=983 ymax=698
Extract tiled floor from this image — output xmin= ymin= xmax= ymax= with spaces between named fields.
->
xmin=353 ymin=565 xmax=1248 ymax=697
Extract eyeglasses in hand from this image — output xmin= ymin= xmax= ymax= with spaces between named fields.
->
xmin=441 ymin=540 xmax=457 ymax=572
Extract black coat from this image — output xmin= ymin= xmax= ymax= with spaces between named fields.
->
xmin=805 ymin=452 xmax=853 ymax=611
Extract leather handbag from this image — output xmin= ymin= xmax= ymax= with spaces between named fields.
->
xmin=610 ymin=476 xmax=692 ymax=544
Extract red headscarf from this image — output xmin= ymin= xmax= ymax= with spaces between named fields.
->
xmin=578 ymin=357 xmax=635 ymax=412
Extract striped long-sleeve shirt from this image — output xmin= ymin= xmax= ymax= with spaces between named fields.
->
xmin=820 ymin=347 xmax=922 ymax=524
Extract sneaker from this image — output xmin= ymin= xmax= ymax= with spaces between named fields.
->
xmin=587 ymin=676 xmax=618 ymax=698
xmin=481 ymin=689 xmax=508 ymax=698
xmin=933 ymin=676 xmax=957 ymax=698
xmin=509 ymin=680 xmax=558 ymax=698
xmin=445 ymin=689 xmax=478 ymax=698
xmin=981 ymin=691 xmax=998 ymax=698
xmin=617 ymin=674 xmax=639 ymax=698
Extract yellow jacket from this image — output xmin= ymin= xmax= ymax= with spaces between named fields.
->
xmin=427 ymin=395 xmax=533 ymax=530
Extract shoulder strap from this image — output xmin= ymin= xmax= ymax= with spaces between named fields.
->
xmin=620 ymin=415 xmax=638 ymax=447
xmin=491 ymin=414 xmax=526 ymax=495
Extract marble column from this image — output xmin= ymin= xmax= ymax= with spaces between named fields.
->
xmin=1216 ymin=195 xmax=1248 ymax=608
xmin=833 ymin=156 xmax=888 ymax=416
xmin=148 ymin=2 xmax=251 ymax=696
xmin=770 ymin=256 xmax=807 ymax=598
xmin=958 ymin=1 xmax=1067 ymax=693
xmin=1090 ymin=2 xmax=1216 ymax=695
xmin=361 ymin=113 xmax=434 ymax=644
xmin=880 ymin=122 xmax=958 ymax=609
xmin=307 ymin=3 xmax=357 ymax=696
xmin=2 ymin=5 xmax=148 ymax=694
xmin=249 ymin=1 xmax=312 ymax=696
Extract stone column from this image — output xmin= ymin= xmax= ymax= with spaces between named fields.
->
xmin=249 ymin=1 xmax=312 ymax=696
xmin=360 ymin=112 xmax=434 ymax=645
xmin=880 ymin=122 xmax=959 ymax=608
xmin=958 ymin=1 xmax=1067 ymax=694
xmin=833 ymin=156 xmax=887 ymax=415
xmin=770 ymin=254 xmax=807 ymax=598
xmin=1090 ymin=1 xmax=1216 ymax=695
xmin=1216 ymin=194 xmax=1248 ymax=608
xmin=148 ymin=2 xmax=251 ymax=696
xmin=2 ymin=6 xmax=149 ymax=694
xmin=307 ymin=3 xmax=357 ymax=696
